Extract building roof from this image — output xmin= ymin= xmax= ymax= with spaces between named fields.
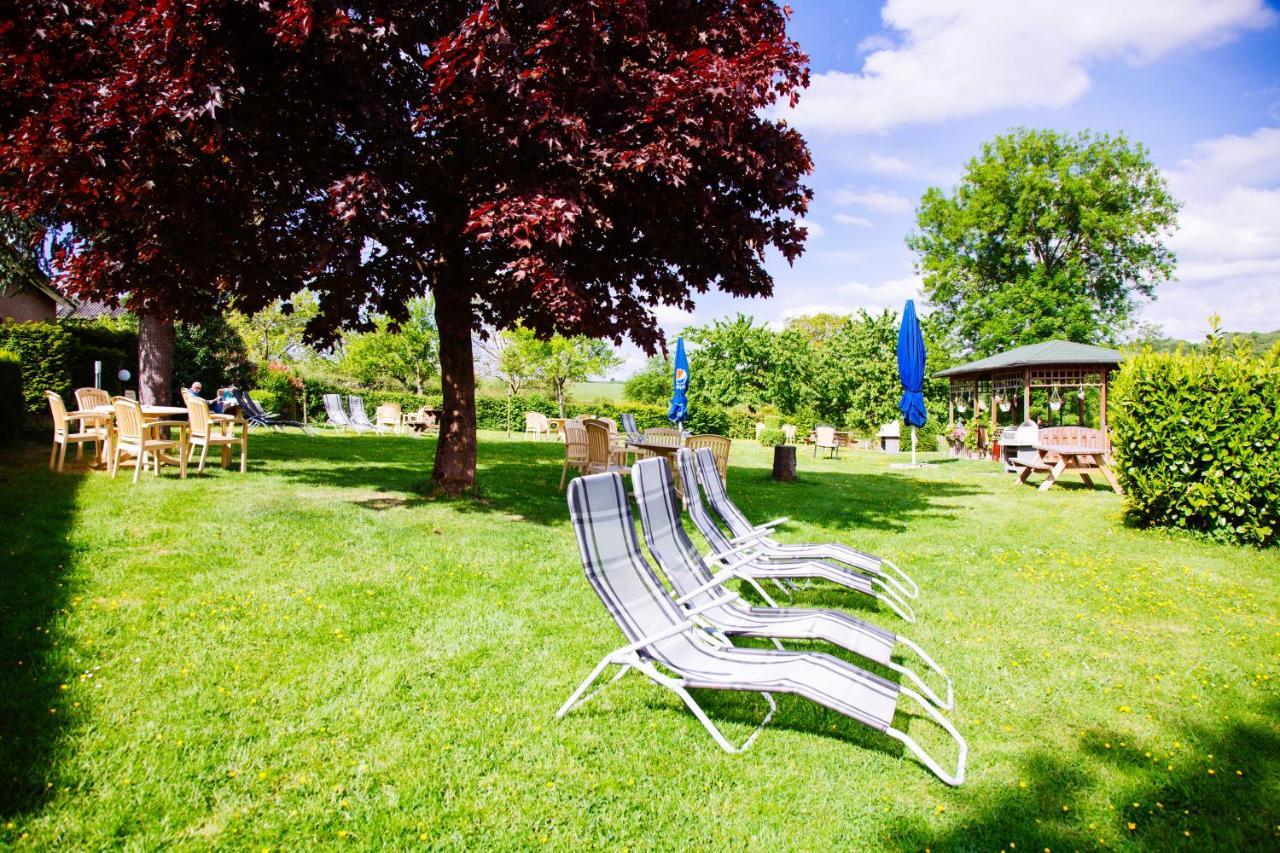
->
xmin=0 ymin=242 xmax=71 ymax=308
xmin=935 ymin=340 xmax=1123 ymax=378
xmin=56 ymin=300 xmax=131 ymax=321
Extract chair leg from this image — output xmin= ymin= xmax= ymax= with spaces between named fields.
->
xmin=111 ymin=447 xmax=120 ymax=478
xmin=198 ymin=442 xmax=210 ymax=473
xmin=49 ymin=440 xmax=57 ymax=471
xmin=57 ymin=441 xmax=67 ymax=472
xmin=240 ymin=437 xmax=247 ymax=473
xmin=76 ymin=441 xmax=83 ymax=460
xmin=559 ymin=459 xmax=570 ymax=491
xmin=133 ymin=451 xmax=143 ymax=483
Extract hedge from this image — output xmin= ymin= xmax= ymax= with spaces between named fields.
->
xmin=0 ymin=349 xmax=22 ymax=440
xmin=1110 ymin=345 xmax=1280 ymax=548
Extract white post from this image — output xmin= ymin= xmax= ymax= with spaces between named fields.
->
xmin=911 ymin=426 xmax=918 ymax=465
xmin=94 ymin=360 xmax=102 ymax=389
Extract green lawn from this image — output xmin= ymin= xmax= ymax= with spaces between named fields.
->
xmin=1 ymin=432 xmax=1277 ymax=849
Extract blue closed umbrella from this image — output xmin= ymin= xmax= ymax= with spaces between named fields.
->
xmin=897 ymin=299 xmax=928 ymax=464
xmin=667 ymin=336 xmax=689 ymax=430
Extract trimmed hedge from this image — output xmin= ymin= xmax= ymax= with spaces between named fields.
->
xmin=0 ymin=349 xmax=22 ymax=440
xmin=0 ymin=321 xmax=74 ymax=413
xmin=1111 ymin=345 xmax=1280 ymax=547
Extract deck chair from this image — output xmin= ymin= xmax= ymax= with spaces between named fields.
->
xmin=691 ymin=447 xmax=920 ymax=601
xmin=674 ymin=449 xmax=916 ymax=622
xmin=632 ymin=456 xmax=952 ymax=710
xmin=234 ymin=388 xmax=311 ymax=432
xmin=346 ymin=396 xmax=383 ymax=433
xmin=322 ymin=394 xmax=361 ymax=431
xmin=559 ymin=471 xmax=966 ymax=785
xmin=620 ymin=412 xmax=644 ymax=444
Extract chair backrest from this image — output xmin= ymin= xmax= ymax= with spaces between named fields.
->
xmin=323 ymin=394 xmax=351 ymax=425
xmin=1037 ymin=425 xmax=1109 ymax=451
xmin=693 ymin=447 xmax=755 ymax=538
xmin=815 ymin=424 xmax=837 ymax=446
xmin=580 ymin=413 xmax=596 ymax=421
xmin=113 ymin=396 xmax=145 ymax=443
xmin=243 ymin=391 xmax=268 ymax=417
xmin=673 ymin=448 xmax=735 ymax=554
xmin=584 ymin=420 xmax=613 ymax=468
xmin=643 ymin=427 xmax=681 ymax=447
xmin=684 ymin=434 xmax=730 ymax=482
xmin=184 ymin=393 xmax=213 ymax=437
xmin=45 ymin=391 xmax=68 ymax=429
xmin=632 ymin=456 xmax=727 ymax=610
xmin=375 ymin=402 xmax=401 ymax=423
xmin=620 ymin=413 xmax=644 ymax=443
xmin=75 ymin=387 xmax=110 ymax=411
xmin=566 ymin=472 xmax=701 ymax=665
xmin=525 ymin=411 xmax=545 ymax=431
xmin=782 ymin=424 xmax=796 ymax=442
xmin=597 ymin=416 xmax=617 ymax=434
xmin=563 ymin=420 xmax=589 ymax=464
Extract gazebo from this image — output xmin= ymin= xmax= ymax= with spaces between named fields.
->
xmin=935 ymin=340 xmax=1123 ymax=453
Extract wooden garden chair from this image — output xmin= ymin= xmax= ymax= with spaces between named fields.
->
xmin=375 ymin=402 xmax=403 ymax=434
xmin=111 ymin=396 xmax=187 ymax=482
xmin=183 ymin=393 xmax=247 ymax=474
xmin=585 ymin=419 xmax=629 ymax=477
xmin=525 ymin=411 xmax=550 ymax=440
xmin=559 ymin=419 xmax=591 ymax=490
xmin=813 ymin=424 xmax=840 ymax=459
xmin=45 ymin=390 xmax=110 ymax=472
xmin=683 ymin=433 xmax=731 ymax=485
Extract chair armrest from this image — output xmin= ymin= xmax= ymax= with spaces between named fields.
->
xmin=68 ymin=410 xmax=111 ymax=421
xmin=143 ymin=419 xmax=189 ymax=432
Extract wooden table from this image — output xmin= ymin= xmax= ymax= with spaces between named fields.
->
xmin=90 ymin=404 xmax=192 ymax=470
xmin=548 ymin=417 xmax=570 ymax=441
xmin=1030 ymin=443 xmax=1123 ymax=494
xmin=626 ymin=440 xmax=684 ymax=495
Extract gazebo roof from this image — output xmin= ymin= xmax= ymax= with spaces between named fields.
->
xmin=935 ymin=340 xmax=1122 ymax=379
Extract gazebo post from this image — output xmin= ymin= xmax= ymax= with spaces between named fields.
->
xmin=988 ymin=378 xmax=996 ymax=458
xmin=973 ymin=378 xmax=980 ymax=454
xmin=1022 ymin=369 xmax=1031 ymax=422
xmin=948 ymin=382 xmax=954 ymax=430
xmin=1100 ymin=369 xmax=1109 ymax=433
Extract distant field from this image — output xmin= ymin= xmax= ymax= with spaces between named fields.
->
xmin=569 ymin=380 xmax=626 ymax=402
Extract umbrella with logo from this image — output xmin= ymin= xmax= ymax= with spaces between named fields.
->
xmin=667 ymin=336 xmax=689 ymax=432
xmin=897 ymin=299 xmax=928 ymax=465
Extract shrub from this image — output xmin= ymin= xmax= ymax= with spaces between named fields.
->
xmin=761 ymin=414 xmax=781 ymax=430
xmin=1110 ymin=342 xmax=1280 ymax=547
xmin=759 ymin=428 xmax=785 ymax=447
xmin=0 ymin=349 xmax=22 ymax=439
xmin=0 ymin=320 xmax=74 ymax=413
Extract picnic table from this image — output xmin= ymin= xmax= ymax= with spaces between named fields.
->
xmin=1021 ymin=443 xmax=1123 ymax=494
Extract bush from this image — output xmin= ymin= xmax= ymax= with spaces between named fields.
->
xmin=0 ymin=349 xmax=22 ymax=439
xmin=761 ymin=414 xmax=781 ymax=430
xmin=1111 ymin=343 xmax=1280 ymax=547
xmin=0 ymin=321 xmax=74 ymax=413
xmin=759 ymin=428 xmax=785 ymax=447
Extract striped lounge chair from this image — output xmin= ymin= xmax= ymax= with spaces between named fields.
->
xmin=631 ymin=455 xmax=953 ymax=711
xmin=558 ymin=470 xmax=966 ymax=786
xmin=322 ymin=394 xmax=367 ymax=432
xmin=347 ymin=396 xmax=388 ymax=433
xmin=674 ymin=449 xmax=917 ymax=623
xmin=690 ymin=446 xmax=920 ymax=601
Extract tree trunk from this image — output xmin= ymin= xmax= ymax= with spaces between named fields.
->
xmin=431 ymin=276 xmax=478 ymax=495
xmin=556 ymin=383 xmax=566 ymax=418
xmin=138 ymin=308 xmax=175 ymax=406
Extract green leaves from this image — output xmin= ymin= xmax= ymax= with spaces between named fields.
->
xmin=909 ymin=128 xmax=1179 ymax=356
xmin=1111 ymin=345 xmax=1280 ymax=547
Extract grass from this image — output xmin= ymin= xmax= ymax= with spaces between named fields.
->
xmin=1 ymin=431 xmax=1277 ymax=849
xmin=568 ymin=381 xmax=625 ymax=403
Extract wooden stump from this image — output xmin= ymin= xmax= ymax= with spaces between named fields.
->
xmin=771 ymin=445 xmax=797 ymax=482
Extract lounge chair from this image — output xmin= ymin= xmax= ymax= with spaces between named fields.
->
xmin=631 ymin=455 xmax=952 ymax=710
xmin=347 ymin=396 xmax=386 ymax=433
xmin=323 ymin=394 xmax=366 ymax=432
xmin=691 ymin=447 xmax=920 ymax=601
xmin=558 ymin=470 xmax=966 ymax=785
xmin=234 ymin=388 xmax=311 ymax=432
xmin=674 ymin=449 xmax=917 ymax=622
xmin=619 ymin=412 xmax=644 ymax=444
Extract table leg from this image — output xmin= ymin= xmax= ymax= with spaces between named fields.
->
xmin=1040 ymin=457 xmax=1067 ymax=491
xmin=1098 ymin=460 xmax=1123 ymax=495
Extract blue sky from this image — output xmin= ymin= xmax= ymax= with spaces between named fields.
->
xmin=612 ymin=0 xmax=1280 ymax=376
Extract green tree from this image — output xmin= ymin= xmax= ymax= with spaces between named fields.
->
xmin=521 ymin=331 xmax=620 ymax=417
xmin=909 ymin=128 xmax=1179 ymax=356
xmin=339 ymin=298 xmax=438 ymax=393
xmin=806 ymin=311 xmax=901 ymax=432
xmin=228 ymin=291 xmax=320 ymax=364
xmin=174 ymin=313 xmax=254 ymax=394
xmin=768 ymin=327 xmax=815 ymax=415
xmin=479 ymin=326 xmax=545 ymax=435
xmin=683 ymin=315 xmax=776 ymax=410
xmin=623 ymin=356 xmax=673 ymax=407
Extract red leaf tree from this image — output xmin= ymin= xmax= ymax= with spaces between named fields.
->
xmin=1 ymin=0 xmax=811 ymax=492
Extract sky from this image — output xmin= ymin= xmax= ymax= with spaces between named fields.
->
xmin=610 ymin=0 xmax=1280 ymax=378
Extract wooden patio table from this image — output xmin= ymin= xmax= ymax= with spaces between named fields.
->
xmin=90 ymin=404 xmax=196 ymax=469
xmin=1033 ymin=443 xmax=1123 ymax=494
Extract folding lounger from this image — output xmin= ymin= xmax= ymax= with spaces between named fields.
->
xmin=619 ymin=412 xmax=645 ymax=444
xmin=674 ymin=449 xmax=917 ymax=623
xmin=233 ymin=388 xmax=311 ymax=432
xmin=559 ymin=471 xmax=966 ymax=785
xmin=632 ymin=456 xmax=952 ymax=710
xmin=691 ymin=446 xmax=920 ymax=601
xmin=347 ymin=396 xmax=387 ymax=433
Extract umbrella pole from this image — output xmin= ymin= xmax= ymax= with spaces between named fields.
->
xmin=911 ymin=426 xmax=917 ymax=465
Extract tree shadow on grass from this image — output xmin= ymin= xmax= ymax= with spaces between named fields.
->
xmin=0 ymin=442 xmax=82 ymax=818
xmin=887 ymin=699 xmax=1280 ymax=850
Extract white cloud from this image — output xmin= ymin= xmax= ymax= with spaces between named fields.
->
xmin=1142 ymin=126 xmax=1280 ymax=338
xmin=832 ymin=187 xmax=913 ymax=214
xmin=784 ymin=0 xmax=1275 ymax=134
xmin=833 ymin=213 xmax=873 ymax=227
xmin=651 ymin=303 xmax=698 ymax=328
xmin=837 ymin=274 xmax=924 ymax=315
xmin=795 ymin=216 xmax=826 ymax=238
xmin=866 ymin=153 xmax=911 ymax=175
